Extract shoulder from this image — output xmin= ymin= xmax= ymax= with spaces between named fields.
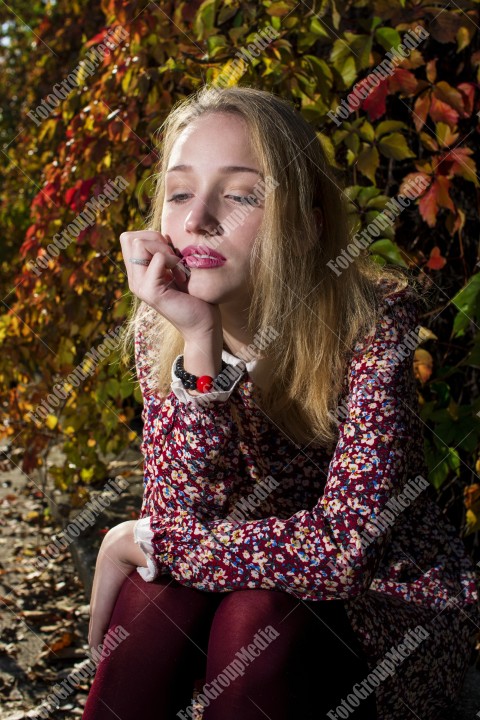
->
xmin=356 ymin=282 xmax=421 ymax=358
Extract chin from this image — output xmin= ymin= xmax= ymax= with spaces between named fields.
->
xmin=186 ymin=283 xmax=226 ymax=303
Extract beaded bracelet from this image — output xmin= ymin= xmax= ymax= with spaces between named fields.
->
xmin=174 ymin=355 xmax=228 ymax=393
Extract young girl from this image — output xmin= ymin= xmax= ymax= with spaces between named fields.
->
xmin=82 ymin=85 xmax=479 ymax=720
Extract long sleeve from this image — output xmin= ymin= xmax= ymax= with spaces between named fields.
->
xmin=133 ymin=318 xmax=259 ymax=580
xmin=139 ymin=290 xmax=425 ymax=599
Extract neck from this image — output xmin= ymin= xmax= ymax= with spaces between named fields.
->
xmin=220 ymin=304 xmax=255 ymax=358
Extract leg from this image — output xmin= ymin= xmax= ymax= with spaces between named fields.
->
xmin=82 ymin=570 xmax=222 ymax=720
xmin=295 ymin=597 xmax=378 ymax=719
xmin=200 ymin=589 xmax=377 ymax=720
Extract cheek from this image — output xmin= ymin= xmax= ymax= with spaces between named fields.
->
xmin=160 ymin=207 xmax=178 ymax=233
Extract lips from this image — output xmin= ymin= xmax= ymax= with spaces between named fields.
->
xmin=179 ymin=245 xmax=227 ymax=269
xmin=180 ymin=245 xmax=226 ymax=261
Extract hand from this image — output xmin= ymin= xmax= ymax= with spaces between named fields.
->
xmin=120 ymin=229 xmax=222 ymax=341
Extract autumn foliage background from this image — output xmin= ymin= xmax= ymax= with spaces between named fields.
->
xmin=1 ymin=0 xmax=480 ymax=563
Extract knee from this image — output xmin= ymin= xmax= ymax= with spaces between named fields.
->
xmin=208 ymin=590 xmax=304 ymax=682
xmin=107 ymin=571 xmax=171 ymax=632
xmin=214 ymin=589 xmax=300 ymax=638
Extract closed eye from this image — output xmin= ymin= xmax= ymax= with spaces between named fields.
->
xmin=230 ymin=194 xmax=261 ymax=206
xmin=167 ymin=193 xmax=191 ymax=203
xmin=167 ymin=193 xmax=261 ymax=206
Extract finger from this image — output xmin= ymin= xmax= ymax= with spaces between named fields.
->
xmin=120 ymin=230 xmax=175 ymax=273
xmin=121 ymin=233 xmax=178 ymax=287
xmin=149 ymin=252 xmax=189 ymax=291
xmin=119 ymin=230 xmax=175 ymax=260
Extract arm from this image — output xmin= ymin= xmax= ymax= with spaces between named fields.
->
xmin=88 ymin=521 xmax=146 ymax=656
xmin=134 ymin=317 xmax=250 ymax=579
xmin=139 ymin=290 xmax=421 ymax=599
xmin=135 ymin=319 xmax=239 ymax=514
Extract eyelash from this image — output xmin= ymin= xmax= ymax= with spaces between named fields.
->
xmin=167 ymin=193 xmax=260 ymax=206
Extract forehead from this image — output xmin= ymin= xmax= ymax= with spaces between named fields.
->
xmin=168 ymin=112 xmax=257 ymax=167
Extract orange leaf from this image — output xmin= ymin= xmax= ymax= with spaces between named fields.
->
xmin=418 ymin=177 xmax=454 ymax=227
xmin=434 ymin=175 xmax=456 ymax=211
xmin=426 ymin=246 xmax=447 ymax=270
xmin=48 ymin=631 xmax=74 ymax=654
xmin=413 ymin=349 xmax=433 ymax=383
xmin=464 ymin=484 xmax=480 ymax=535
xmin=429 ymin=95 xmax=459 ymax=126
xmin=413 ymin=90 xmax=431 ymax=133
xmin=434 ymin=81 xmax=465 ymax=115
xmin=446 ymin=147 xmax=479 ymax=186
xmin=426 ymin=59 xmax=437 ymax=83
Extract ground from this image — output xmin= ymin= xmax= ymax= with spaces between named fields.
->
xmin=0 ymin=443 xmax=143 ymax=719
xmin=0 ymin=443 xmax=479 ymax=719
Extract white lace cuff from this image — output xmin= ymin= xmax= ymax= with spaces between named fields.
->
xmin=170 ymin=350 xmax=251 ymax=408
xmin=133 ymin=517 xmax=159 ymax=582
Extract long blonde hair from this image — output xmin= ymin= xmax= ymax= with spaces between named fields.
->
xmin=120 ymin=84 xmax=428 ymax=449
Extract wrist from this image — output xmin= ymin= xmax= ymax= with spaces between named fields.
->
xmin=183 ymin=331 xmax=223 ymax=384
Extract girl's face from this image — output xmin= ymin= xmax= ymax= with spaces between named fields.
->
xmin=161 ymin=111 xmax=265 ymax=310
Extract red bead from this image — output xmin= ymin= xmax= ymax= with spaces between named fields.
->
xmin=197 ymin=375 xmax=214 ymax=392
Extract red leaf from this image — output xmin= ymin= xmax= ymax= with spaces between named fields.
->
xmin=359 ymin=78 xmax=389 ymax=121
xmin=457 ymin=82 xmax=476 ymax=118
xmin=65 ymin=179 xmax=96 ymax=211
xmin=84 ymin=28 xmax=109 ymax=48
xmin=426 ymin=246 xmax=447 ymax=270
xmin=31 ymin=181 xmax=60 ymax=210
xmin=388 ymin=68 xmax=418 ymax=95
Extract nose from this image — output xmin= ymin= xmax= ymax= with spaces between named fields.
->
xmin=184 ymin=197 xmax=221 ymax=237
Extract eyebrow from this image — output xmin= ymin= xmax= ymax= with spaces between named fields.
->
xmin=166 ymin=164 xmax=264 ymax=179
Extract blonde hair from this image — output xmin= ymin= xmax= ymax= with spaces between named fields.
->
xmin=120 ymin=84 xmax=429 ymax=449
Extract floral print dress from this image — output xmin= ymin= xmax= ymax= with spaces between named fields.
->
xmin=132 ymin=287 xmax=479 ymax=720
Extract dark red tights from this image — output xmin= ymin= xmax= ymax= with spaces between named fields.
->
xmin=82 ymin=570 xmax=378 ymax=719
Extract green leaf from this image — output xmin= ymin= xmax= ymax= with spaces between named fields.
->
xmin=425 ymin=440 xmax=460 ymax=490
xmin=356 ymin=186 xmax=381 ymax=204
xmin=358 ymin=120 xmax=375 ymax=143
xmin=193 ymin=0 xmax=218 ymax=38
xmin=451 ymin=273 xmax=480 ymax=338
xmin=119 ymin=377 xmax=134 ymax=399
xmin=375 ymin=120 xmax=408 ymax=138
xmin=375 ymin=27 xmax=402 ymax=52
xmin=344 ymin=131 xmax=360 ymax=154
xmin=105 ymin=378 xmax=119 ymax=398
xmin=369 ymin=239 xmax=408 ymax=266
xmin=310 ymin=17 xmax=330 ymax=38
xmin=316 ymin=132 xmax=337 ymax=166
xmin=345 ymin=33 xmax=373 ymax=71
xmin=356 ymin=144 xmax=379 ymax=183
xmin=378 ymin=133 xmax=415 ymax=160
xmin=365 ymin=194 xmax=392 ymax=209
xmin=331 ymin=40 xmax=358 ymax=88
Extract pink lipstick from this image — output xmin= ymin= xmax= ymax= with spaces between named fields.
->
xmin=181 ymin=245 xmax=226 ymax=269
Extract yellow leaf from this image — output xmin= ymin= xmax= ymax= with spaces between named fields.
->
xmin=417 ymin=326 xmax=438 ymax=342
xmin=45 ymin=414 xmax=58 ymax=430
xmin=465 ymin=509 xmax=480 ymax=535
